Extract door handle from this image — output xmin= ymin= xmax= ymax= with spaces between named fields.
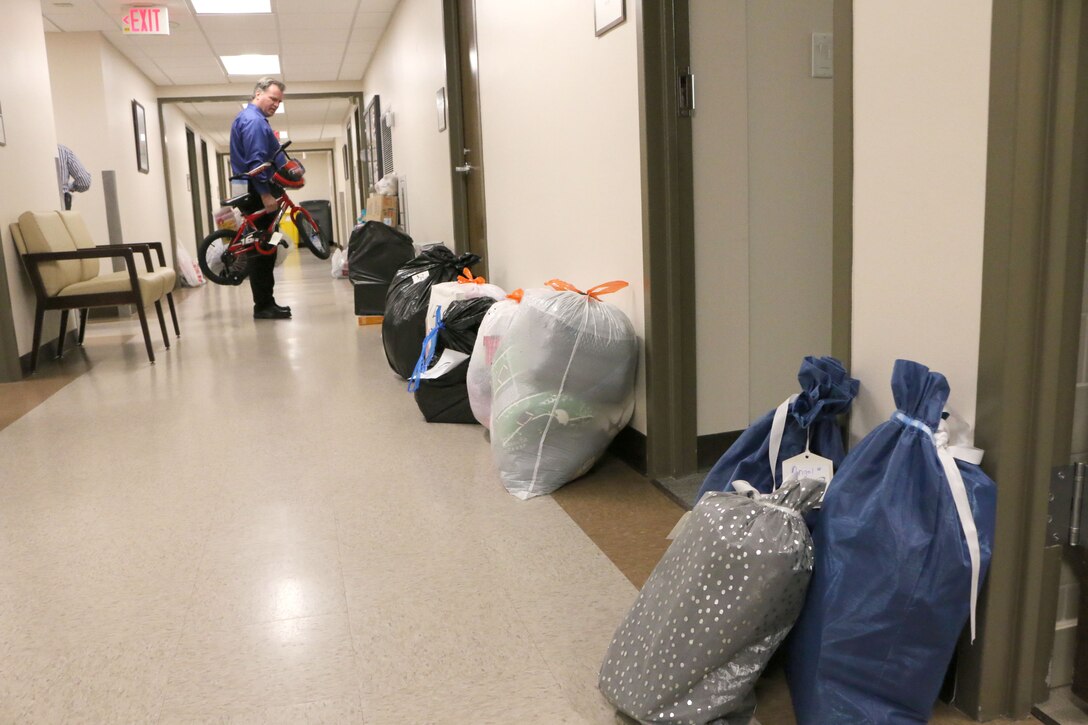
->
xmin=454 ymin=164 xmax=473 ymax=174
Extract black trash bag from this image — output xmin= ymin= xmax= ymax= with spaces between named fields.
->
xmin=411 ymin=297 xmax=497 ymax=425
xmin=382 ymin=245 xmax=481 ymax=379
xmin=439 ymin=297 xmax=497 ymax=354
xmin=348 ymin=221 xmax=415 ymax=315
xmin=414 ymin=359 xmax=475 ymax=424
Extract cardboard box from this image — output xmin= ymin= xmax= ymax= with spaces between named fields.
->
xmin=365 ymin=194 xmax=398 ymax=227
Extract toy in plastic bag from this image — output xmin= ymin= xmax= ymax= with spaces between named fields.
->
xmin=409 ymin=298 xmax=497 ymax=424
xmin=786 ymin=359 xmax=997 ymax=724
xmin=491 ymin=280 xmax=637 ymax=499
xmin=467 ymin=289 xmax=525 ymax=428
xmin=698 ymin=356 xmax=858 ymax=499
xmin=426 ymin=268 xmax=506 ymax=333
xmin=600 ymin=477 xmax=826 ymax=724
xmin=382 ymin=244 xmax=480 ymax=379
xmin=175 ymin=243 xmax=204 ymax=287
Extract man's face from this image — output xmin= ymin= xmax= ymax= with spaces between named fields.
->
xmin=253 ymin=85 xmax=283 ymax=117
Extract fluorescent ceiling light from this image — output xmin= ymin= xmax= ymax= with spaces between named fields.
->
xmin=221 ymin=54 xmax=280 ymax=76
xmin=192 ymin=0 xmax=270 ymax=13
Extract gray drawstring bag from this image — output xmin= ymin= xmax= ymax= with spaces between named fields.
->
xmin=599 ymin=477 xmax=825 ymax=724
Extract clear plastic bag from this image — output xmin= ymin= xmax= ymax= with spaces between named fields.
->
xmin=490 ymin=280 xmax=637 ymax=499
xmin=466 ymin=290 xmax=525 ymax=428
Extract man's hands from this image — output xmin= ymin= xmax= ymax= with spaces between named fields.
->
xmin=261 ymin=193 xmax=278 ymax=213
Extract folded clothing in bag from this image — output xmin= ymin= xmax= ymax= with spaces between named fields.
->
xmin=382 ymin=245 xmax=480 ymax=379
xmin=787 ymin=359 xmax=997 ymax=724
xmin=698 ymin=356 xmax=858 ymax=499
xmin=599 ymin=477 xmax=826 ymax=724
xmin=411 ymin=297 xmax=497 ymax=424
xmin=466 ymin=290 xmax=525 ymax=428
xmin=348 ymin=221 xmax=415 ymax=315
xmin=491 ymin=280 xmax=637 ymax=499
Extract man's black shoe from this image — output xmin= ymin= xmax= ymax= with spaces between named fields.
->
xmin=272 ymin=301 xmax=291 ymax=313
xmin=253 ymin=305 xmax=291 ymax=319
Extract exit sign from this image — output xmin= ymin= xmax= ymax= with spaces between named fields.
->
xmin=122 ymin=6 xmax=169 ymax=35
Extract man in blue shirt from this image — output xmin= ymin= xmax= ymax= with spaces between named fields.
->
xmin=230 ymin=77 xmax=290 ymax=319
xmin=58 ymin=144 xmax=91 ymax=210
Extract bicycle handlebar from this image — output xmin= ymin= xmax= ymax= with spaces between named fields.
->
xmin=229 ymin=140 xmax=294 ymax=182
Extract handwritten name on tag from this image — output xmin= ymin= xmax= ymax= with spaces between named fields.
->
xmin=782 ymin=451 xmax=834 ymax=484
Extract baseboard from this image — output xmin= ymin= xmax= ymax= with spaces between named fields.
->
xmin=609 ymin=428 xmax=743 ymax=477
xmin=18 ymin=329 xmax=82 ymax=377
xmin=609 ymin=425 xmax=647 ymax=475
xmin=697 ymin=430 xmax=743 ymax=470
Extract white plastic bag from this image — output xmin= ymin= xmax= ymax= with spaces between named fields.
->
xmin=467 ymin=291 xmax=526 ymax=428
xmin=375 ymin=173 xmax=398 ymax=196
xmin=490 ymin=281 xmax=638 ymax=499
xmin=330 ymin=248 xmax=348 ymax=278
xmin=175 ymin=243 xmax=204 ymax=287
xmin=425 ymin=270 xmax=505 ymax=333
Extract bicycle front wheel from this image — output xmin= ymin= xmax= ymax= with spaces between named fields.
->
xmin=198 ymin=229 xmax=250 ymax=286
xmin=294 ymin=210 xmax=332 ymax=260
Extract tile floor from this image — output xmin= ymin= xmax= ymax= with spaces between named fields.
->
xmin=0 ymin=252 xmax=1047 ymax=723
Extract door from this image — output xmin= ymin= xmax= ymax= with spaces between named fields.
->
xmin=444 ymin=0 xmax=489 ymax=278
xmin=689 ymin=0 xmax=837 ymax=468
xmin=185 ymin=127 xmax=203 ymax=243
xmin=200 ymin=139 xmax=213 ymax=232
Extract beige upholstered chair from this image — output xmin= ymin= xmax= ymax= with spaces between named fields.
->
xmin=10 ymin=210 xmax=180 ymax=372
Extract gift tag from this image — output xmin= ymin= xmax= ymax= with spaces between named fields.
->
xmin=781 ymin=450 xmax=833 ymax=484
xmin=419 ymin=349 xmax=469 ymax=379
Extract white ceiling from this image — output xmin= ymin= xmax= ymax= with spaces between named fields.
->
xmin=41 ymin=0 xmax=398 ymax=143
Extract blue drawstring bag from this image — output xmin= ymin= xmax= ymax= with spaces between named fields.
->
xmin=698 ymin=356 xmax=859 ymax=498
xmin=786 ymin=359 xmax=998 ymax=724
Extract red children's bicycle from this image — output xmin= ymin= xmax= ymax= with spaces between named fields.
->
xmin=197 ymin=141 xmax=333 ymax=286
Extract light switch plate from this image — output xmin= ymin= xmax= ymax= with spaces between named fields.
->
xmin=812 ymin=32 xmax=833 ymax=79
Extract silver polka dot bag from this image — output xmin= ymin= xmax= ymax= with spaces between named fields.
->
xmin=599 ymin=477 xmax=825 ymax=724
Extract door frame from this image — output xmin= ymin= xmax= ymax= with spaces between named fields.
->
xmin=184 ymin=126 xmax=204 ymax=244
xmin=634 ymin=0 xmax=855 ymax=479
xmin=954 ymin=1 xmax=1088 ymax=718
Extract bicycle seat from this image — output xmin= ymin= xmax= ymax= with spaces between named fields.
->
xmin=221 ymin=191 xmax=264 ymax=215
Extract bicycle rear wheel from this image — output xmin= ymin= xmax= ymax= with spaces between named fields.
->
xmin=198 ymin=229 xmax=250 ymax=285
xmin=294 ymin=209 xmax=332 ymax=260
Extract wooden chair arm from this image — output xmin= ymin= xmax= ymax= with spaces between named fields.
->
xmin=97 ymin=243 xmax=154 ymax=272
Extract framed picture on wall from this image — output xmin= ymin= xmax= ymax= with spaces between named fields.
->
xmin=132 ymin=100 xmax=149 ymax=174
xmin=594 ymin=0 xmax=625 ymax=36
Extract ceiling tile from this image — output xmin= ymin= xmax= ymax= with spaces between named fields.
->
xmin=277 ymin=12 xmax=355 ymax=31
xmin=347 ymin=26 xmax=382 ymax=43
xmin=353 ymin=12 xmax=390 ymax=28
xmin=284 ymin=26 xmax=351 ymax=44
xmin=276 ymin=0 xmax=361 ymax=12
xmin=196 ymin=14 xmax=277 ymax=35
xmin=165 ymin=68 xmax=229 ymax=85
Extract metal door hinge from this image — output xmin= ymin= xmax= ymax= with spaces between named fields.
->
xmin=679 ymin=67 xmax=695 ymax=118
xmin=1048 ymin=462 xmax=1088 ymax=546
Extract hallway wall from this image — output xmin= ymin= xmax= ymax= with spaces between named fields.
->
xmin=1 ymin=0 xmax=64 ymax=358
xmin=849 ymin=1 xmax=993 ymax=439
xmin=473 ymin=0 xmax=647 ymax=432
xmin=46 ymin=33 xmax=172 ymax=265
xmin=360 ymin=0 xmax=455 ymax=247
xmin=162 ymin=106 xmax=222 ymax=257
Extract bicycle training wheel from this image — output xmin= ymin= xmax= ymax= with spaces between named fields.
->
xmin=198 ymin=229 xmax=250 ymax=286
xmin=294 ymin=210 xmax=332 ymax=260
